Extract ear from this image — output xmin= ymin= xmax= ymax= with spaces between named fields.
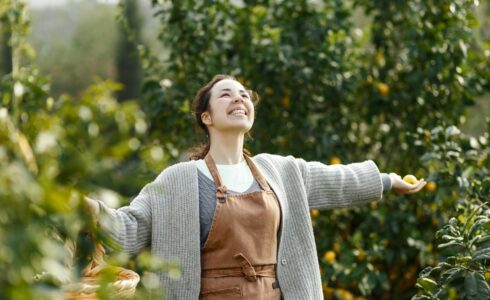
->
xmin=201 ymin=112 xmax=213 ymax=126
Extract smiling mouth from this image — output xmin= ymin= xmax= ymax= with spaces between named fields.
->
xmin=228 ymin=109 xmax=247 ymax=116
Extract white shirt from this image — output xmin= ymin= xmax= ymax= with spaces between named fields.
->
xmin=195 ymin=158 xmax=254 ymax=193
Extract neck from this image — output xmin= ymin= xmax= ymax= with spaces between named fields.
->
xmin=208 ymin=131 xmax=245 ymax=165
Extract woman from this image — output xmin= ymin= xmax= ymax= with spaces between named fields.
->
xmin=86 ymin=74 xmax=426 ymax=299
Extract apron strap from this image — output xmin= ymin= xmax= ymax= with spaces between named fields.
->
xmin=244 ymin=155 xmax=272 ymax=192
xmin=233 ymin=253 xmax=258 ymax=282
xmin=201 ymin=264 xmax=276 ymax=279
xmin=204 ymin=154 xmax=227 ymax=201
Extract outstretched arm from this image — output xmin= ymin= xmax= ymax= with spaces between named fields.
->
xmin=84 ymin=183 xmax=154 ymax=255
xmin=294 ymin=158 xmax=384 ymax=210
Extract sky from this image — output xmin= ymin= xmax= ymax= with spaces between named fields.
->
xmin=28 ymin=0 xmax=119 ymax=7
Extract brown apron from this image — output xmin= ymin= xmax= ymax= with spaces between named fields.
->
xmin=199 ymin=154 xmax=283 ymax=300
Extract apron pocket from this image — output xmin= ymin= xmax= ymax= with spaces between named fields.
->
xmin=200 ymin=286 xmax=241 ymax=299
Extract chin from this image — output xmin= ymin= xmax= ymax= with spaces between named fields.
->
xmin=228 ymin=119 xmax=252 ymax=127
xmin=229 ymin=124 xmax=253 ymax=133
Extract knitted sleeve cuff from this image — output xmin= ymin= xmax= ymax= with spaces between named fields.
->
xmin=381 ymin=173 xmax=392 ymax=193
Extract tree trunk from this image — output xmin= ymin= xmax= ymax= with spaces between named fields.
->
xmin=116 ymin=0 xmax=143 ymax=102
xmin=1 ymin=30 xmax=13 ymax=75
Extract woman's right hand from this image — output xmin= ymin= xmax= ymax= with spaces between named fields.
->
xmin=84 ymin=196 xmax=100 ymax=221
xmin=389 ymin=173 xmax=426 ymax=195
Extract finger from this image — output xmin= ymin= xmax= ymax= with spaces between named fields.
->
xmin=410 ymin=184 xmax=426 ymax=193
xmin=410 ymin=179 xmax=425 ymax=189
xmin=408 ymin=179 xmax=425 ymax=187
xmin=416 ymin=181 xmax=428 ymax=192
xmin=398 ymin=180 xmax=416 ymax=189
xmin=415 ymin=179 xmax=426 ymax=189
xmin=407 ymin=180 xmax=427 ymax=193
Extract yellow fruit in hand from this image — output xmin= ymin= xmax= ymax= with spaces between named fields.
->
xmin=403 ymin=174 xmax=419 ymax=184
xmin=426 ymin=181 xmax=437 ymax=192
xmin=324 ymin=251 xmax=336 ymax=264
xmin=329 ymin=156 xmax=341 ymax=165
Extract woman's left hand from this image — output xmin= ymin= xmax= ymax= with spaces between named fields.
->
xmin=389 ymin=173 xmax=427 ymax=194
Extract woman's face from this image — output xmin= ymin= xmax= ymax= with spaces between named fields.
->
xmin=202 ymin=79 xmax=255 ymax=135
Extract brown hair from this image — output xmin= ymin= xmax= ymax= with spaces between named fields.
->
xmin=188 ymin=74 xmax=260 ymax=160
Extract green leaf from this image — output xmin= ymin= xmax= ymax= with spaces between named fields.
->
xmin=431 ymin=262 xmax=453 ymax=274
xmin=438 ymin=240 xmax=464 ymax=250
xmin=472 ymin=248 xmax=490 ymax=261
xmin=416 ymin=277 xmax=438 ymax=293
xmin=441 ymin=235 xmax=463 ymax=241
xmin=470 ymin=235 xmax=483 ymax=247
xmin=475 ymin=235 xmax=490 ymax=249
xmin=441 ymin=267 xmax=465 ymax=284
xmin=449 ymin=217 xmax=459 ymax=227
xmin=464 ymin=272 xmax=490 ymax=300
xmin=419 ymin=266 xmax=433 ymax=278
xmin=468 ymin=218 xmax=490 ymax=238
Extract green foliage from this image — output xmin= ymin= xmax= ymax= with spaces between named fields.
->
xmin=143 ymin=0 xmax=488 ymax=164
xmin=411 ymin=123 xmax=489 ymax=300
xmin=0 ymin=1 xmax=172 ymax=299
xmin=144 ymin=0 xmax=363 ymax=159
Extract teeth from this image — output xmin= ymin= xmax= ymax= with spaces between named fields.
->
xmin=230 ymin=109 xmax=246 ymax=115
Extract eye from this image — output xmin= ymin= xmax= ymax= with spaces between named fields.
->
xmin=220 ymin=93 xmax=230 ymax=97
xmin=241 ymin=94 xmax=250 ymax=98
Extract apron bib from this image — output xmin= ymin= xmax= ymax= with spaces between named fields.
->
xmin=199 ymin=154 xmax=282 ymax=300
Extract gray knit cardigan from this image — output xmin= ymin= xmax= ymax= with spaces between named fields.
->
xmin=98 ymin=153 xmax=384 ymax=299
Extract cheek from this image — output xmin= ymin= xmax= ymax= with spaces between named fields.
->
xmin=211 ymin=100 xmax=229 ymax=116
xmin=207 ymin=102 xmax=223 ymax=121
xmin=248 ymin=104 xmax=255 ymax=119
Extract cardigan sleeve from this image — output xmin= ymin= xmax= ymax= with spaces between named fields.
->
xmin=381 ymin=173 xmax=392 ymax=193
xmin=96 ymin=183 xmax=153 ymax=255
xmin=294 ymin=158 xmax=383 ymax=209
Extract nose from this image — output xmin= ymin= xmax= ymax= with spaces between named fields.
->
xmin=233 ymin=96 xmax=244 ymax=103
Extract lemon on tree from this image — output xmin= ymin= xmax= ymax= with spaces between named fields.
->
xmin=425 ymin=181 xmax=437 ymax=192
xmin=324 ymin=251 xmax=336 ymax=264
xmin=377 ymin=82 xmax=389 ymax=96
